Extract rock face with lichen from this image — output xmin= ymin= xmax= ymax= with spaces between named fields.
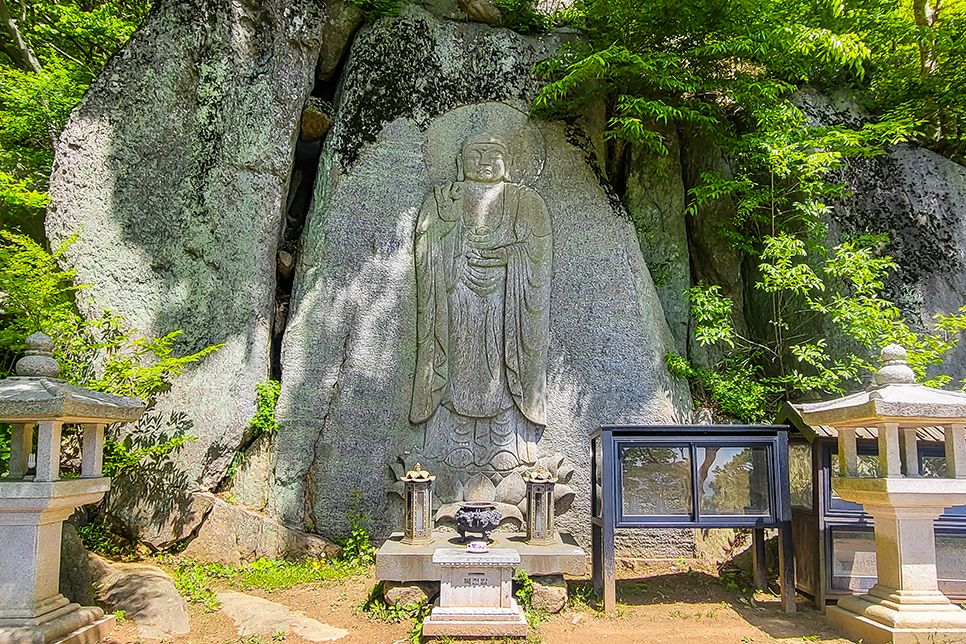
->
xmin=45 ymin=0 xmax=354 ymax=543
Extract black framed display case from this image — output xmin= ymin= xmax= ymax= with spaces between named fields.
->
xmin=591 ymin=425 xmax=796 ymax=613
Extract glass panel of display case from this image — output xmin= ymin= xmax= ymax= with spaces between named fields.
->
xmin=696 ymin=446 xmax=771 ymax=516
xmin=789 ymin=442 xmax=813 ymax=509
xmin=830 ymin=452 xmax=880 ymax=512
xmin=830 ymin=527 xmax=877 ymax=592
xmin=620 ymin=446 xmax=692 ymax=517
xmin=938 ymin=533 xmax=966 ymax=596
xmin=922 ymin=454 xmax=948 ymax=478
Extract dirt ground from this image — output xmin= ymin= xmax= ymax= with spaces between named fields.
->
xmin=103 ymin=561 xmax=856 ymax=644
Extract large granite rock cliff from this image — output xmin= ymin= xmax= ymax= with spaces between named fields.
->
xmin=41 ymin=0 xmax=966 ymax=555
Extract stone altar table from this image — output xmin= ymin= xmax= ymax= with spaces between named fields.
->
xmin=421 ymin=548 xmax=527 ymax=637
xmin=0 ymin=333 xmax=145 ymax=644
xmin=375 ymin=531 xmax=587 ymax=582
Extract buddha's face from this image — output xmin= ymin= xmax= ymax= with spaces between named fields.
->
xmin=462 ymin=143 xmax=507 ymax=183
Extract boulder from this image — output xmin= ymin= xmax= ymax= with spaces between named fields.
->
xmin=383 ymin=581 xmax=439 ymax=607
xmin=45 ymin=0 xmax=329 ymax=523
xmin=831 ymin=144 xmax=966 ymax=383
xmin=315 ymin=0 xmax=364 ymax=82
xmin=180 ymin=493 xmax=340 ymax=566
xmin=301 ymin=97 xmax=333 ymax=142
xmin=624 ymin=127 xmax=690 ymax=354
xmin=103 ymin=475 xmax=213 ymax=550
xmin=271 ymin=6 xmax=692 ymax=548
xmin=231 ymin=432 xmax=275 ymax=511
xmin=93 ymin=557 xmax=190 ymax=639
xmin=59 ymin=523 xmax=94 ymax=607
xmin=529 ymin=575 xmax=567 ymax=614
xmin=794 ymin=88 xmax=966 ymax=383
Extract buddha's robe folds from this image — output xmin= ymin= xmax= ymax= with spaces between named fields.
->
xmin=411 ymin=179 xmax=551 ymax=470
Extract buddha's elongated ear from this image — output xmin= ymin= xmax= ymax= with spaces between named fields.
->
xmin=456 ymin=152 xmax=464 ymax=181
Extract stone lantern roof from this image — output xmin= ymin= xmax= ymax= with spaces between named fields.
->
xmin=0 ymin=332 xmax=145 ymax=423
xmin=783 ymin=344 xmax=966 ymax=429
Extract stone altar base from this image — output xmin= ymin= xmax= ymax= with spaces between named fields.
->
xmin=0 ymin=604 xmax=114 ymax=644
xmin=421 ymin=548 xmax=527 ymax=638
xmin=375 ymin=532 xmax=587 ymax=582
xmin=422 ymin=604 xmax=528 ymax=638
xmin=828 ymin=585 xmax=966 ymax=644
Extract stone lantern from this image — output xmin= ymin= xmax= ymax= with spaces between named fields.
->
xmin=401 ymin=462 xmax=435 ymax=545
xmin=523 ymin=464 xmax=556 ymax=545
xmin=0 ymin=333 xmax=145 ymax=644
xmin=795 ymin=344 xmax=966 ymax=644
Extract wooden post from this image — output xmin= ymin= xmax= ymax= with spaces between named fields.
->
xmin=752 ymin=528 xmax=768 ymax=591
xmin=777 ymin=430 xmax=796 ymax=613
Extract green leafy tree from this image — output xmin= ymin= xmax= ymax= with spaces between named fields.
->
xmin=0 ymin=0 xmax=147 ymax=237
xmin=0 ymin=231 xmax=221 ymax=476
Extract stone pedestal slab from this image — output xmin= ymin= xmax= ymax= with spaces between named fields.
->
xmin=0 ymin=609 xmax=114 ymax=644
xmin=422 ymin=548 xmax=527 ymax=638
xmin=375 ymin=531 xmax=586 ymax=582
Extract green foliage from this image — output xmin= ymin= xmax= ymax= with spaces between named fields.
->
xmin=339 ymin=491 xmax=376 ymax=568
xmin=494 ymin=0 xmax=547 ymax=34
xmin=533 ymin=0 xmax=872 ymax=146
xmin=0 ymin=424 xmax=8 ymax=473
xmin=343 ymin=0 xmax=404 ymax=22
xmin=250 ymin=380 xmax=281 ymax=435
xmin=237 ymin=557 xmax=348 ymax=590
xmin=171 ymin=557 xmax=359 ymax=613
xmin=0 ymin=0 xmax=147 ymax=233
xmin=360 ymin=583 xmax=432 ymax=643
xmin=0 ymin=231 xmax=82 ymax=372
xmin=76 ymin=522 xmax=135 ymax=559
xmin=513 ymin=569 xmax=550 ymax=629
xmin=682 ymin=232 xmax=966 ymax=419
xmin=666 ymin=353 xmax=772 ymax=423
xmin=172 ymin=560 xmax=228 ymax=612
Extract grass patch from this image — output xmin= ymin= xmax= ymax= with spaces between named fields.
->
xmin=169 ymin=556 xmax=363 ymax=611
xmin=237 ymin=558 xmax=350 ymax=591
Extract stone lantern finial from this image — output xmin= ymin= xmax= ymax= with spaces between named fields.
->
xmin=15 ymin=332 xmax=60 ymax=378
xmin=875 ymin=343 xmax=916 ymax=386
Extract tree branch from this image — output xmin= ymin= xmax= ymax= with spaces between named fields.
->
xmin=0 ymin=0 xmax=41 ymax=73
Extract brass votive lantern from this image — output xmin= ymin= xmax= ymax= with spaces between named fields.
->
xmin=523 ymin=465 xmax=557 ymax=545
xmin=401 ymin=462 xmax=435 ymax=545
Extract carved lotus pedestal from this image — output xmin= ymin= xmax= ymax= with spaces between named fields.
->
xmin=827 ymin=477 xmax=966 ymax=644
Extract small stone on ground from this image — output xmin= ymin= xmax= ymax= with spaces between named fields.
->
xmin=217 ymin=591 xmax=348 ymax=641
